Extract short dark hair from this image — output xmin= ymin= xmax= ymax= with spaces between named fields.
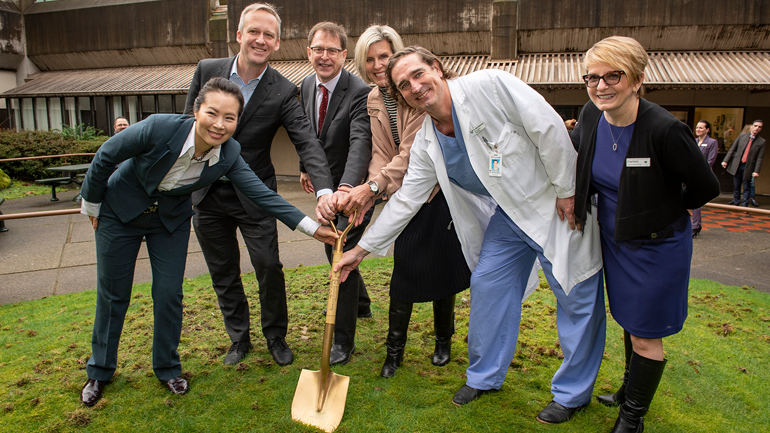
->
xmin=753 ymin=119 xmax=764 ymax=125
xmin=697 ymin=120 xmax=711 ymax=131
xmin=308 ymin=22 xmax=347 ymax=50
xmin=192 ymin=77 xmax=244 ymax=117
xmin=386 ymin=46 xmax=457 ymax=106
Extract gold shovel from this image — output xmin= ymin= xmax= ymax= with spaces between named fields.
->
xmin=291 ymin=211 xmax=357 ymax=432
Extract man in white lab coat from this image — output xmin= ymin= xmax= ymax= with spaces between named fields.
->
xmin=335 ymin=46 xmax=606 ymax=424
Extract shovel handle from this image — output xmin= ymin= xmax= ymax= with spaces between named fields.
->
xmin=326 ymin=250 xmax=343 ymax=325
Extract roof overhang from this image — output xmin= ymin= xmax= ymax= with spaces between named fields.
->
xmin=4 ymin=51 xmax=769 ymax=98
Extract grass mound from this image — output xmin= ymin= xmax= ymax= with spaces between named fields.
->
xmin=1 ymin=258 xmax=768 ymax=432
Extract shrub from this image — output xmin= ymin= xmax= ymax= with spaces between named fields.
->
xmin=60 ymin=124 xmax=105 ymax=141
xmin=0 ymin=129 xmax=108 ymax=180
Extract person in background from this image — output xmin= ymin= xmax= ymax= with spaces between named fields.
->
xmin=339 ymin=25 xmax=470 ymax=378
xmin=722 ymin=120 xmax=765 ymax=207
xmin=737 ymin=124 xmax=761 ymax=207
xmin=571 ymin=36 xmax=719 ymax=432
xmin=113 ymin=117 xmax=129 ymax=134
xmin=79 ymin=77 xmax=337 ymax=407
xmin=691 ymin=120 xmax=718 ymax=237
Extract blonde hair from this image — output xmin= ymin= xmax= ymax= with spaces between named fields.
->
xmin=585 ymin=36 xmax=647 ymax=97
xmin=354 ymin=25 xmax=405 ymax=84
xmin=238 ymin=3 xmax=281 ymax=39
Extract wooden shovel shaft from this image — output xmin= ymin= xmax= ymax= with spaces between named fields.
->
xmin=315 ymin=212 xmax=355 ymax=413
xmin=317 ymin=247 xmax=344 ymax=411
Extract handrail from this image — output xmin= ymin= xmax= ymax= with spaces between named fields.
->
xmin=0 ymin=201 xmax=767 ymax=221
xmin=703 ymin=202 xmax=770 ymax=216
xmin=0 ymin=153 xmax=96 ymax=162
xmin=0 ymin=209 xmax=81 ymax=221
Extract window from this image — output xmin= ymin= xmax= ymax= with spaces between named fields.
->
xmin=10 ymin=98 xmax=21 ymax=131
xmin=141 ymin=95 xmax=155 ymax=120
xmin=78 ymin=97 xmax=92 ymax=126
xmin=48 ymin=98 xmax=63 ymax=131
xmin=64 ymin=97 xmax=76 ymax=126
xmin=35 ymin=98 xmax=48 ymax=130
xmin=125 ymin=96 xmax=139 ymax=125
xmin=21 ymin=98 xmax=34 ymax=130
xmin=175 ymin=95 xmax=187 ymax=114
xmin=158 ymin=95 xmax=173 ymax=114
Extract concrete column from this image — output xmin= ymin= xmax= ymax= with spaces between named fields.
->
xmin=209 ymin=13 xmax=228 ymax=58
xmin=492 ymin=0 xmax=518 ymax=60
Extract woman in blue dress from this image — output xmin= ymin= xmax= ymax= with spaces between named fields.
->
xmin=571 ymin=36 xmax=720 ymax=432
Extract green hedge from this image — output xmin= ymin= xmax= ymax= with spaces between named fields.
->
xmin=0 ymin=129 xmax=108 ymax=180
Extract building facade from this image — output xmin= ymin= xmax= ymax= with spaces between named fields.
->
xmin=2 ymin=0 xmax=770 ymax=190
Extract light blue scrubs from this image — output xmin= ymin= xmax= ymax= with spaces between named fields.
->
xmin=434 ymin=104 xmax=606 ymax=408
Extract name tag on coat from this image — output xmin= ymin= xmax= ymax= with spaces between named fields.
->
xmin=626 ymin=158 xmax=651 ymax=167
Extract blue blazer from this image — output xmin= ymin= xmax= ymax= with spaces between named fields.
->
xmin=81 ymin=114 xmax=306 ymax=233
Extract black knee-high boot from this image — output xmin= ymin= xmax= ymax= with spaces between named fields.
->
xmin=381 ymin=300 xmax=413 ymax=378
xmin=432 ymin=294 xmax=455 ymax=366
xmin=598 ymin=329 xmax=632 ymax=406
xmin=610 ymin=352 xmax=667 ymax=433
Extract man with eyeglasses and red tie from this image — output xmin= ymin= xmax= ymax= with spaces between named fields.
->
xmin=722 ymin=120 xmax=765 ymax=207
xmin=299 ymin=21 xmax=373 ymax=366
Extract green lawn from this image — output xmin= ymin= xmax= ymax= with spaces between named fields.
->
xmin=1 ymin=258 xmax=768 ymax=432
xmin=1 ymin=179 xmax=80 ymax=200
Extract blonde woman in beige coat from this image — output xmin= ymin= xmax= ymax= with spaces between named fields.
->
xmin=339 ymin=26 xmax=471 ymax=378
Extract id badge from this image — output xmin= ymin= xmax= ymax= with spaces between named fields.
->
xmin=489 ymin=152 xmax=502 ymax=177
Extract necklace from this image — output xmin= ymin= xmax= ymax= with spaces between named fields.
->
xmin=607 ymin=122 xmax=627 ymax=152
xmin=192 ymin=147 xmax=212 ymax=162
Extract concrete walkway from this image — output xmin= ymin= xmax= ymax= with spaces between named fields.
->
xmin=0 ymin=178 xmax=389 ymax=305
xmin=1 ymin=180 xmax=768 ymax=305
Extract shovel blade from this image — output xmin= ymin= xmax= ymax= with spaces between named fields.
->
xmin=291 ymin=368 xmax=350 ymax=433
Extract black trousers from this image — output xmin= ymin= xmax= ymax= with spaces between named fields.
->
xmin=325 ymin=208 xmax=373 ymax=345
xmin=193 ymin=181 xmax=287 ymax=343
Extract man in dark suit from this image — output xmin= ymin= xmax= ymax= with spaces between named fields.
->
xmin=184 ymin=3 xmax=336 ymax=367
xmin=300 ymin=22 xmax=373 ymax=365
xmin=722 ymin=120 xmax=765 ymax=206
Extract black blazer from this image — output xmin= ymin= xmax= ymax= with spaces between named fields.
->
xmin=81 ymin=115 xmax=306 ymax=233
xmin=299 ymin=69 xmax=372 ymax=188
xmin=723 ymin=132 xmax=766 ymax=180
xmin=572 ymin=99 xmax=720 ymax=241
xmin=185 ymin=57 xmax=333 ymax=218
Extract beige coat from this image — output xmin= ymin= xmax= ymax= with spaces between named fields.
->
xmin=366 ymin=87 xmax=440 ymax=201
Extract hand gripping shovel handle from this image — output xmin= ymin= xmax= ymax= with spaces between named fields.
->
xmin=317 ymin=210 xmax=356 ymax=412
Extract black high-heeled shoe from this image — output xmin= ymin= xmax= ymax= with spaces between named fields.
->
xmin=692 ymin=227 xmax=701 ymax=238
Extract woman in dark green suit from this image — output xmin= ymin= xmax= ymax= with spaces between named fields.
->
xmin=79 ymin=78 xmax=336 ymax=406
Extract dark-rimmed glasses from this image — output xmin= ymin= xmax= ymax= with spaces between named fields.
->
xmin=309 ymin=46 xmax=343 ymax=56
xmin=583 ymin=70 xmax=626 ymax=88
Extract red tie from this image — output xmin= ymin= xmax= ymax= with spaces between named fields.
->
xmin=741 ymin=136 xmax=754 ymax=163
xmin=318 ymin=85 xmax=329 ymax=136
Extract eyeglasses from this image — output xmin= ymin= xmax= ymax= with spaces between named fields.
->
xmin=582 ymin=70 xmax=626 ymax=88
xmin=309 ymin=46 xmax=343 ymax=56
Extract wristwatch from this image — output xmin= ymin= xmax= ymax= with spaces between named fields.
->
xmin=367 ymin=180 xmax=380 ymax=195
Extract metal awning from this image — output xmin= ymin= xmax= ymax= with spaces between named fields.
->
xmin=514 ymin=51 xmax=770 ymax=90
xmin=2 ymin=64 xmax=197 ymax=98
xmin=4 ymin=51 xmax=769 ymax=98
